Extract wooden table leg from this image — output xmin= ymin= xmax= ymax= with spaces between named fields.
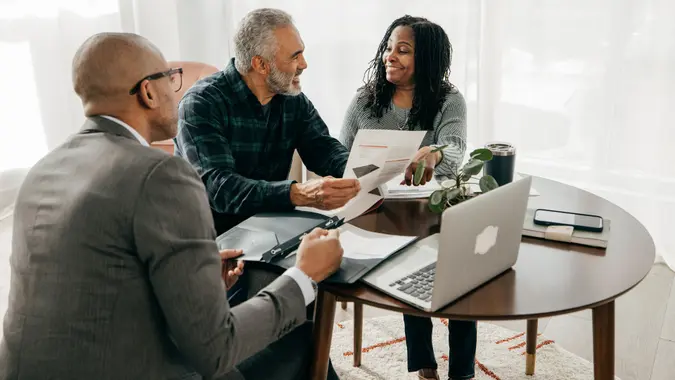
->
xmin=592 ymin=301 xmax=615 ymax=379
xmin=525 ymin=319 xmax=538 ymax=375
xmin=310 ymin=289 xmax=337 ymax=380
xmin=353 ymin=302 xmax=363 ymax=367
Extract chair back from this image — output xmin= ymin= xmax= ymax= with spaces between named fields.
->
xmin=152 ymin=61 xmax=219 ymax=154
xmin=169 ymin=61 xmax=219 ymax=106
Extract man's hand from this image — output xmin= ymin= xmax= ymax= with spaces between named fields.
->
xmin=290 ymin=177 xmax=360 ymax=210
xmin=295 ymin=228 xmax=343 ymax=282
xmin=220 ymin=249 xmax=244 ymax=290
xmin=402 ymin=146 xmax=442 ymax=186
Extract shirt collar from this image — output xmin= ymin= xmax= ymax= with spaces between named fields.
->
xmin=99 ymin=115 xmax=149 ymax=146
xmin=224 ymin=58 xmax=274 ymax=109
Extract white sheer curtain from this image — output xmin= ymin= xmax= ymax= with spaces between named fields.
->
xmin=0 ymin=0 xmax=673 ymax=270
xmin=0 ymin=0 xmax=231 ymax=218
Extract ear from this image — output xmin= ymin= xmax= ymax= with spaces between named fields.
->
xmin=251 ymin=56 xmax=269 ymax=75
xmin=137 ymin=80 xmax=159 ymax=110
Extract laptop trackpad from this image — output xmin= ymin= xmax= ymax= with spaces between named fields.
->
xmin=363 ymin=234 xmax=439 ymax=283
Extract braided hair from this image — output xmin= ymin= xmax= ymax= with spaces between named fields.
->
xmin=361 ymin=15 xmax=454 ymax=131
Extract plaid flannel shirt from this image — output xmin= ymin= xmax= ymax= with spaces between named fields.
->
xmin=174 ymin=58 xmax=348 ymax=228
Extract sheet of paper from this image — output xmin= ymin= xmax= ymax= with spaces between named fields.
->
xmin=337 ymin=224 xmax=417 ymax=260
xmin=343 ymin=129 xmax=427 ymax=195
xmin=299 ymin=130 xmax=426 ymax=221
xmin=283 ymin=223 xmax=416 ymax=261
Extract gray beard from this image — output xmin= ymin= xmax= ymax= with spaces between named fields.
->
xmin=267 ymin=64 xmax=301 ymax=96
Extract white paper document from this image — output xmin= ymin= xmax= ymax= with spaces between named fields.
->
xmin=298 ymin=129 xmax=426 ymax=221
xmin=283 ymin=223 xmax=416 ymax=261
xmin=337 ymin=224 xmax=417 ymax=260
xmin=344 ymin=129 xmax=427 ymax=195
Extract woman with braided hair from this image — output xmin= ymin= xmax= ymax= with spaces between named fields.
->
xmin=339 ymin=16 xmax=475 ymax=380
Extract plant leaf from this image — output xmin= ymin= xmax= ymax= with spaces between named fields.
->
xmin=430 ymin=144 xmax=448 ymax=153
xmin=479 ymin=175 xmax=499 ymax=193
xmin=428 ymin=201 xmax=445 ymax=214
xmin=460 ymin=159 xmax=483 ymax=180
xmin=429 ymin=190 xmax=445 ymax=205
xmin=440 ymin=179 xmax=455 ymax=188
xmin=413 ymin=159 xmax=426 ymax=185
xmin=445 ymin=187 xmax=461 ymax=201
xmin=469 ymin=148 xmax=493 ymax=161
xmin=428 ymin=190 xmax=446 ymax=213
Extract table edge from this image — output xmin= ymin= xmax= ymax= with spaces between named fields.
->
xmin=325 ymin=268 xmax=650 ymax=321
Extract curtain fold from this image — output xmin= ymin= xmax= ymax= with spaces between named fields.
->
xmin=0 ymin=0 xmax=673 ymax=270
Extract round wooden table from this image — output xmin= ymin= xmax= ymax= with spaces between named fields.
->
xmin=309 ymin=176 xmax=655 ymax=380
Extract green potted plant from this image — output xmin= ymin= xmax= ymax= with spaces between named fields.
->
xmin=413 ymin=147 xmax=499 ymax=214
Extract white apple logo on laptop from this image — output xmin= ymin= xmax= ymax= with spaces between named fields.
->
xmin=474 ymin=225 xmax=499 ymax=255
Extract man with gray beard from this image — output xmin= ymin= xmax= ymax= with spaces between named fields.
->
xmin=175 ymin=8 xmax=360 ymax=235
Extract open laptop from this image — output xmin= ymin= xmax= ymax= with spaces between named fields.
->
xmin=362 ymin=176 xmax=532 ymax=312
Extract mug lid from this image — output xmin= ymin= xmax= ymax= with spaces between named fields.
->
xmin=485 ymin=142 xmax=516 ymax=156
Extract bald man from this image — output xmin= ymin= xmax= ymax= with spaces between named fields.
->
xmin=0 ymin=32 xmax=344 ymax=380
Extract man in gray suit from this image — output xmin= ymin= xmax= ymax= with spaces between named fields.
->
xmin=0 ymin=32 xmax=343 ymax=380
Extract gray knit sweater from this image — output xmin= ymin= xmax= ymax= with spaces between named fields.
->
xmin=338 ymin=88 xmax=467 ymax=176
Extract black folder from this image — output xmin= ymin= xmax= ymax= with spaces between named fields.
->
xmin=215 ymin=210 xmax=396 ymax=284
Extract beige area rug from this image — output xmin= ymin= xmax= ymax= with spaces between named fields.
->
xmin=330 ymin=316 xmax=619 ymax=380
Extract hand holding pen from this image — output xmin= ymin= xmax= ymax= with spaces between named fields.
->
xmin=220 ymin=249 xmax=244 ymax=290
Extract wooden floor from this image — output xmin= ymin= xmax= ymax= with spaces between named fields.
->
xmin=335 ymin=263 xmax=675 ymax=380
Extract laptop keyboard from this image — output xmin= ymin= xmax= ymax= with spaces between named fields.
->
xmin=388 ymin=263 xmax=436 ymax=302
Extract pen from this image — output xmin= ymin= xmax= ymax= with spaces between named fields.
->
xmin=261 ymin=216 xmax=344 ymax=263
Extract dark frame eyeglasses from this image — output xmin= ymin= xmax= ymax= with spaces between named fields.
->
xmin=129 ymin=67 xmax=183 ymax=95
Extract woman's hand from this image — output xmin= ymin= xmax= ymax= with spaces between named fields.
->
xmin=402 ymin=146 xmax=442 ymax=186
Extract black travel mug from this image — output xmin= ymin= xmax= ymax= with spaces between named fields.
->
xmin=483 ymin=142 xmax=516 ymax=186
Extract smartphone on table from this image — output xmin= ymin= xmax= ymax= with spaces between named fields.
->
xmin=533 ymin=208 xmax=604 ymax=233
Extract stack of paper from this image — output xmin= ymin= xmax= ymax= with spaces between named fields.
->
xmin=381 ymin=173 xmax=540 ymax=199
xmin=380 ymin=176 xmax=442 ymax=199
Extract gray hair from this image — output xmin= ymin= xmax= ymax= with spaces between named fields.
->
xmin=233 ymin=8 xmax=294 ymax=74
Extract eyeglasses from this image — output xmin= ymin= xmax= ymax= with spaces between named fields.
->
xmin=129 ymin=67 xmax=183 ymax=95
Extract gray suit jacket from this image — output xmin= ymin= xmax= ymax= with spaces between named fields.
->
xmin=0 ymin=117 xmax=307 ymax=380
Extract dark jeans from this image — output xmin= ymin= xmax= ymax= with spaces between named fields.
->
xmin=403 ymin=314 xmax=477 ymax=380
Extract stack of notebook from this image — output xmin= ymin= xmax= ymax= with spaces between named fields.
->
xmin=521 ymin=209 xmax=610 ymax=248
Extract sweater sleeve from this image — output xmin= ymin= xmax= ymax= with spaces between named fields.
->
xmin=432 ymin=91 xmax=468 ymax=177
xmin=338 ymin=91 xmax=362 ymax=152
